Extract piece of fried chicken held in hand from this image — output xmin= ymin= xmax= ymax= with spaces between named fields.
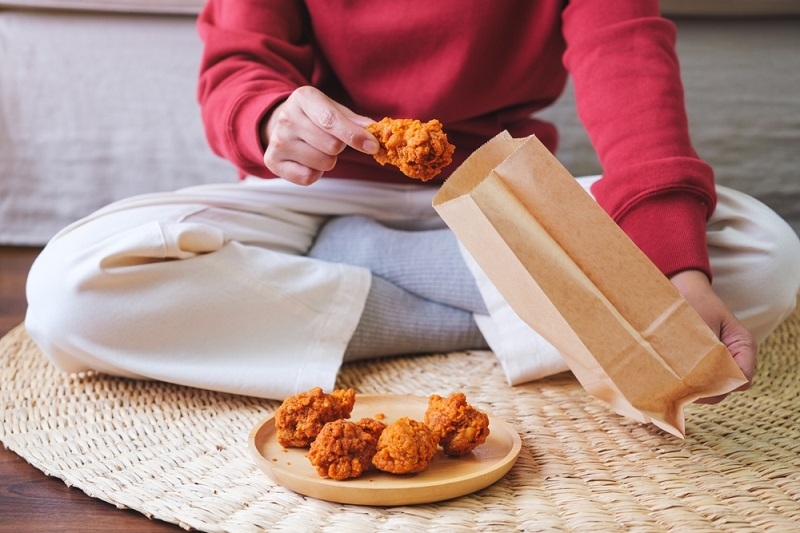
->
xmin=274 ymin=387 xmax=356 ymax=448
xmin=371 ymin=417 xmax=439 ymax=474
xmin=424 ymin=392 xmax=490 ymax=457
xmin=366 ymin=117 xmax=455 ymax=182
xmin=307 ymin=417 xmax=386 ymax=480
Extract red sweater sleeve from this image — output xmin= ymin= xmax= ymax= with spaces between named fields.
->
xmin=562 ymin=0 xmax=715 ymax=279
xmin=197 ymin=0 xmax=311 ymax=177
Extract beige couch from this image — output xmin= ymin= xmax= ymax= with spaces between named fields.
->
xmin=1 ymin=0 xmax=798 ymax=245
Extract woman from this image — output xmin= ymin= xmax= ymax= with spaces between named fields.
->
xmin=25 ymin=1 xmax=800 ymax=402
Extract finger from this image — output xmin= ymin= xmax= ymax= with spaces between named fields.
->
xmin=297 ymin=89 xmax=379 ymax=154
xmin=695 ymin=394 xmax=726 ymax=405
xmin=264 ymin=140 xmax=337 ymax=184
xmin=725 ymin=329 xmax=757 ymax=385
xmin=299 ymin=119 xmax=350 ymax=156
xmin=273 ymin=101 xmax=351 ymax=158
xmin=341 ymin=110 xmax=380 ymax=154
xmin=266 ymin=157 xmax=324 ymax=187
xmin=267 ymin=121 xmax=339 ymax=167
xmin=693 ymin=369 xmax=751 ymax=405
xmin=264 ymin=110 xmax=340 ymax=176
xmin=695 ymin=322 xmax=757 ymax=405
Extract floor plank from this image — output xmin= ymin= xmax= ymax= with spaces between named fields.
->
xmin=0 ymin=247 xmax=40 ymax=335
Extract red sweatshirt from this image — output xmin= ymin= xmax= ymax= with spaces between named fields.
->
xmin=197 ymin=0 xmax=714 ymax=279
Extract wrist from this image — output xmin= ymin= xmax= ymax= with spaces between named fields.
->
xmin=669 ymin=269 xmax=710 ymax=286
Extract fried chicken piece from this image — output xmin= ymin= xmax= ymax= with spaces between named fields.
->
xmin=307 ymin=418 xmax=384 ymax=480
xmin=424 ymin=392 xmax=490 ymax=457
xmin=366 ymin=117 xmax=455 ymax=182
xmin=355 ymin=417 xmax=387 ymax=441
xmin=371 ymin=417 xmax=439 ymax=474
xmin=274 ymin=387 xmax=356 ymax=448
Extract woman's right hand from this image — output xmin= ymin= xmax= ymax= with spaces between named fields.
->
xmin=262 ymin=86 xmax=379 ymax=186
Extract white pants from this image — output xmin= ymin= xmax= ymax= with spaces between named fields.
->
xmin=25 ymin=177 xmax=800 ymax=398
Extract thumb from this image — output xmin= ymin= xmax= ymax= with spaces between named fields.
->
xmin=340 ymin=110 xmax=379 ymax=154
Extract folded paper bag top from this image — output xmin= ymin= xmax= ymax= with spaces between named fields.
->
xmin=433 ymin=132 xmax=747 ymax=438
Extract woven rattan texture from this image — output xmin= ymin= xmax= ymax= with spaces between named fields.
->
xmin=2 ymin=305 xmax=799 ymax=532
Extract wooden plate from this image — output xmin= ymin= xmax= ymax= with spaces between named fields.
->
xmin=248 ymin=394 xmax=522 ymax=506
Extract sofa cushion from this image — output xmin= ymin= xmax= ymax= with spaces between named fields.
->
xmin=0 ymin=0 xmax=203 ymax=15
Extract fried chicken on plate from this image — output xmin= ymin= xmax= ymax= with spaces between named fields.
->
xmin=424 ymin=392 xmax=490 ymax=456
xmin=306 ymin=417 xmax=386 ymax=480
xmin=371 ymin=417 xmax=439 ymax=474
xmin=274 ymin=387 xmax=356 ymax=448
xmin=272 ymin=387 xmax=495 ymax=481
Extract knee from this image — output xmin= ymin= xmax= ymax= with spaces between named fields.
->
xmin=710 ymin=189 xmax=800 ymax=340
xmin=760 ymin=222 xmax=800 ymax=341
xmin=769 ymin=219 xmax=800 ymax=315
xmin=756 ymin=231 xmax=797 ymax=340
xmin=753 ymin=210 xmax=800 ymax=310
xmin=25 ymin=237 xmax=111 ymax=373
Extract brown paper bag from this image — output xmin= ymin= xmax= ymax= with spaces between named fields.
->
xmin=433 ymin=132 xmax=746 ymax=438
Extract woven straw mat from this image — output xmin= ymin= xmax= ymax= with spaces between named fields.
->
xmin=2 ymin=303 xmax=800 ymax=532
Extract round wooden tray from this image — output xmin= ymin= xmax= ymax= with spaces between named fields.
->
xmin=249 ymin=394 xmax=522 ymax=506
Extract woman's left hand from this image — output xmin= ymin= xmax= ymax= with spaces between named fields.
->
xmin=669 ymin=269 xmax=757 ymax=404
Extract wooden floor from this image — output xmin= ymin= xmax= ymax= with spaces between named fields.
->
xmin=0 ymin=246 xmax=182 ymax=532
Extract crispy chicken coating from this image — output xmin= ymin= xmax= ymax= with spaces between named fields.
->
xmin=424 ymin=392 xmax=490 ymax=456
xmin=366 ymin=117 xmax=455 ymax=182
xmin=307 ymin=418 xmax=384 ymax=480
xmin=274 ymin=387 xmax=356 ymax=448
xmin=355 ymin=417 xmax=388 ymax=441
xmin=371 ymin=417 xmax=439 ymax=474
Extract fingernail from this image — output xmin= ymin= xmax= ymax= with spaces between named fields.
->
xmin=363 ymin=139 xmax=379 ymax=154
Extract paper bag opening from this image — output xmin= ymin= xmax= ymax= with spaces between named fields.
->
xmin=433 ymin=132 xmax=747 ymax=438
